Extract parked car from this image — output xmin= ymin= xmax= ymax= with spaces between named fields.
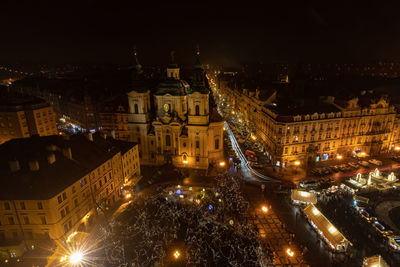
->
xmin=359 ymin=161 xmax=369 ymax=167
xmin=320 ymin=177 xmax=336 ymax=185
xmin=299 ymin=180 xmax=320 ymax=189
xmin=348 ymin=162 xmax=359 ymax=169
xmin=388 ymin=235 xmax=400 ymax=252
xmin=371 ymin=220 xmax=392 ymax=236
xmin=368 ymin=159 xmax=383 ymax=166
xmin=251 ymin=162 xmax=264 ymax=169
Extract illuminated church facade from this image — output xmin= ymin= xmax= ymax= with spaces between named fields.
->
xmin=127 ymin=50 xmax=224 ymax=169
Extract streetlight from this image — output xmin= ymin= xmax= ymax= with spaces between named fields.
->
xmin=69 ymin=251 xmax=83 ymax=264
xmin=337 ymin=155 xmax=343 ymax=159
xmin=219 ymin=161 xmax=226 ymax=167
xmin=294 ymin=161 xmax=300 ymax=166
xmin=261 ymin=206 xmax=268 ymax=213
xmin=173 ymin=250 xmax=180 ymax=259
xmin=286 ymin=248 xmax=294 ymax=257
xmin=395 ymin=146 xmax=400 ymax=151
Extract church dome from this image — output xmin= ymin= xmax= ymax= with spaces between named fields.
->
xmin=155 ymin=79 xmax=190 ymax=96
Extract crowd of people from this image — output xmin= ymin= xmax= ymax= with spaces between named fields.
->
xmin=101 ymin=173 xmax=272 ymax=266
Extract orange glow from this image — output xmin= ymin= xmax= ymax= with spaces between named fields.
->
xmin=286 ymin=248 xmax=294 ymax=257
xmin=219 ymin=161 xmax=226 ymax=167
xmin=261 ymin=206 xmax=268 ymax=213
xmin=294 ymin=161 xmax=300 ymax=166
xmin=337 ymin=155 xmax=343 ymax=159
xmin=395 ymin=146 xmax=400 ymax=151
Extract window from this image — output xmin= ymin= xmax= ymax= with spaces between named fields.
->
xmin=195 ymin=105 xmax=200 ymax=115
xmin=99 ymin=180 xmax=102 ymax=187
xmin=64 ymin=224 xmax=69 ymax=234
xmin=196 ymin=140 xmax=200 ymax=148
xmin=4 ymin=202 xmax=10 ymax=210
xmin=74 ymin=199 xmax=78 ymax=207
xmin=23 ymin=216 xmax=29 ymax=224
xmin=40 ymin=216 xmax=47 ymax=224
xmin=65 ymin=206 xmax=70 ymax=214
xmin=72 ymin=186 xmax=76 ymax=194
xmin=20 ymin=202 xmax=26 ymax=210
xmin=37 ymin=202 xmax=43 ymax=210
xmin=134 ymin=104 xmax=139 ymax=114
xmin=215 ymin=139 xmax=219 ymax=149
xmin=61 ymin=210 xmax=66 ymax=218
xmin=166 ymin=135 xmax=171 ymax=146
xmin=196 ymin=156 xmax=200 ymax=162
xmin=8 ymin=217 xmax=15 ymax=225
xmin=62 ymin=192 xmax=67 ymax=200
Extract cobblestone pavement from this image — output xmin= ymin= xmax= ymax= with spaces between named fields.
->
xmin=244 ymin=185 xmax=308 ymax=266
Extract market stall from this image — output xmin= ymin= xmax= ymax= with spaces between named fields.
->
xmin=303 ymin=204 xmax=351 ymax=252
xmin=291 ymin=190 xmax=317 ymax=205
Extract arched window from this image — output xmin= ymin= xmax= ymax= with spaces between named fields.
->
xmin=134 ymin=104 xmax=138 ymax=114
xmin=166 ymin=135 xmax=171 ymax=146
xmin=215 ymin=139 xmax=219 ymax=149
xmin=195 ymin=105 xmax=200 ymax=116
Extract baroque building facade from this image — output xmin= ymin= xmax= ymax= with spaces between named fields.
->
xmin=218 ymin=74 xmax=400 ymax=168
xmin=127 ymin=50 xmax=224 ymax=169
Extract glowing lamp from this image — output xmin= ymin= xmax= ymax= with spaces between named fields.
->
xmin=261 ymin=206 xmax=268 ymax=213
xmin=395 ymin=146 xmax=400 ymax=151
xmin=337 ymin=155 xmax=343 ymax=159
xmin=173 ymin=250 xmax=180 ymax=259
xmin=125 ymin=193 xmax=132 ymax=199
xmin=286 ymin=248 xmax=294 ymax=257
xmin=294 ymin=161 xmax=300 ymax=166
xmin=69 ymin=251 xmax=83 ymax=264
xmin=219 ymin=161 xmax=226 ymax=167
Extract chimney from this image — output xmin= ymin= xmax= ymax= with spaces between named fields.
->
xmin=62 ymin=147 xmax=72 ymax=159
xmin=47 ymin=153 xmax=56 ymax=164
xmin=9 ymin=160 xmax=20 ymax=173
xmin=87 ymin=132 xmax=93 ymax=141
xmin=29 ymin=160 xmax=40 ymax=171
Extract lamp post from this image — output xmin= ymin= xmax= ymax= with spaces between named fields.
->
xmin=294 ymin=161 xmax=300 ymax=174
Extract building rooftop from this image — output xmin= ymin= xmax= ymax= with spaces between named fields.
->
xmin=0 ymin=96 xmax=49 ymax=112
xmin=0 ymin=134 xmax=136 ymax=200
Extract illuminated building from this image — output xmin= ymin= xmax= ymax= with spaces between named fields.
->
xmin=218 ymin=75 xmax=399 ymax=168
xmin=0 ymin=134 xmax=139 ymax=259
xmin=127 ymin=49 xmax=224 ymax=169
xmin=0 ymin=96 xmax=57 ymax=144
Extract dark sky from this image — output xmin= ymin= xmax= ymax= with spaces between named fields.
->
xmin=1 ymin=1 xmax=400 ymax=66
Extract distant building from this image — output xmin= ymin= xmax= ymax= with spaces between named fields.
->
xmin=0 ymin=96 xmax=57 ymax=144
xmin=99 ymin=95 xmax=130 ymax=141
xmin=0 ymin=134 xmax=139 ymax=260
xmin=127 ymin=49 xmax=224 ymax=169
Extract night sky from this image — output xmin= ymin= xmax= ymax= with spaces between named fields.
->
xmin=1 ymin=1 xmax=400 ymax=66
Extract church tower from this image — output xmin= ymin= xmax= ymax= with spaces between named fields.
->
xmin=188 ymin=45 xmax=209 ymax=125
xmin=166 ymin=51 xmax=180 ymax=79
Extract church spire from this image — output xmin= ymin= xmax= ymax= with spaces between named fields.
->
xmin=132 ymin=46 xmax=143 ymax=75
xmin=194 ymin=44 xmax=202 ymax=69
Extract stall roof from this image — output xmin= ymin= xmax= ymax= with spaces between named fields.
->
xmin=291 ymin=190 xmax=317 ymax=204
xmin=362 ymin=255 xmax=389 ymax=267
xmin=303 ymin=204 xmax=350 ymax=248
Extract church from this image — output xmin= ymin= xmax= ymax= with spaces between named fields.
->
xmin=127 ymin=49 xmax=224 ymax=169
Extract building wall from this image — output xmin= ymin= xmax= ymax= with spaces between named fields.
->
xmin=127 ymin=89 xmax=224 ymax=169
xmin=0 ymin=106 xmax=57 ymax=144
xmin=0 ymin=149 xmax=130 ymax=259
xmin=219 ymin=81 xmax=399 ymax=168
